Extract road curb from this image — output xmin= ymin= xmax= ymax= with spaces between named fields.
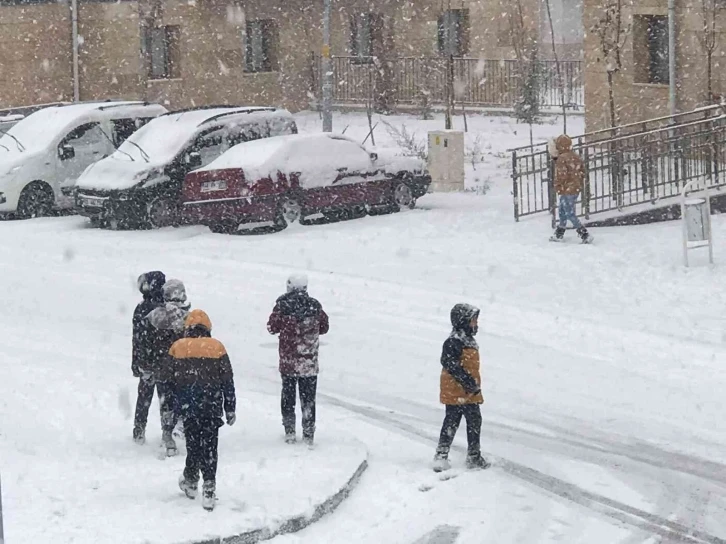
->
xmin=187 ymin=456 xmax=369 ymax=544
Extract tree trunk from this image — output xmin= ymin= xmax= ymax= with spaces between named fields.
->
xmin=707 ymin=50 xmax=713 ymax=104
xmin=544 ymin=0 xmax=567 ymax=133
xmin=607 ymin=70 xmax=616 ymax=128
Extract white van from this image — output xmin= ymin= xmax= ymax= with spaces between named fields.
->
xmin=0 ymin=101 xmax=167 ymax=218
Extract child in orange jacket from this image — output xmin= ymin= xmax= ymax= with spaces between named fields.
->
xmin=433 ymin=304 xmax=490 ymax=472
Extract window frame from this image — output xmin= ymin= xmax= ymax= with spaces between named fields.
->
xmin=350 ymin=12 xmax=374 ymax=63
xmin=437 ymin=9 xmax=469 ymax=57
xmin=633 ymin=14 xmax=670 ymax=85
xmin=146 ymin=25 xmax=181 ymax=80
xmin=244 ymin=19 xmax=279 ymax=73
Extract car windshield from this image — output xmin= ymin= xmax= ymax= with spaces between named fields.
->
xmin=115 ymin=110 xmax=231 ymax=164
xmin=0 ymin=107 xmax=87 ymax=155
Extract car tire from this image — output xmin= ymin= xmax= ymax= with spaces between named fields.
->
xmin=209 ymin=221 xmax=238 ymax=235
xmin=392 ymin=181 xmax=416 ymax=211
xmin=274 ymin=197 xmax=302 ymax=230
xmin=89 ymin=216 xmax=106 ymax=229
xmin=16 ymin=182 xmax=55 ymax=219
xmin=147 ymin=197 xmax=178 ymax=229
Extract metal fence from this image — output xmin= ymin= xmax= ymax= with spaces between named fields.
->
xmin=311 ymin=55 xmax=584 ymax=110
xmin=511 ymin=105 xmax=726 ymax=223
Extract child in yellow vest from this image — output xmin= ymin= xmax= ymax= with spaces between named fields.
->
xmin=433 ymin=304 xmax=490 ymax=472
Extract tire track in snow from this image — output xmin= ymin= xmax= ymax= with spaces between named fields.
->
xmin=318 ymin=393 xmax=726 ymax=544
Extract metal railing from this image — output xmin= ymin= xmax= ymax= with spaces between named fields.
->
xmin=311 ymin=55 xmax=584 ymax=110
xmin=512 ymin=105 xmax=726 ymax=223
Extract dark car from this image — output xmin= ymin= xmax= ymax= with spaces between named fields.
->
xmin=74 ymin=106 xmax=297 ymax=229
xmin=181 ymin=133 xmax=431 ymax=233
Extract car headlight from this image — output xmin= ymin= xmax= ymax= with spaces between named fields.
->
xmin=2 ymin=165 xmax=21 ymax=177
xmin=135 ymin=167 xmax=165 ymax=183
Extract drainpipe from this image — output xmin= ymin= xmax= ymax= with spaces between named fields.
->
xmin=668 ymin=0 xmax=676 ymax=116
xmin=71 ymin=0 xmax=80 ymax=102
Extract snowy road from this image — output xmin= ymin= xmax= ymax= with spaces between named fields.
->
xmin=2 ymin=112 xmax=725 ymax=543
xmin=2 ymin=191 xmax=725 ymax=543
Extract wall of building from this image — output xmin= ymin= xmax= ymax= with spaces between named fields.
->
xmin=584 ymin=0 xmax=726 ymax=132
xmin=0 ymin=3 xmax=74 ymax=106
xmin=0 ymin=0 xmax=584 ymax=112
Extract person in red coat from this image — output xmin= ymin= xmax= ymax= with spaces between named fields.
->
xmin=267 ymin=274 xmax=329 ymax=446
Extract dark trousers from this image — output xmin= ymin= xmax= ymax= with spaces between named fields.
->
xmin=281 ymin=376 xmax=317 ymax=438
xmin=436 ymin=404 xmax=482 ymax=457
xmin=134 ymin=376 xmax=177 ymax=432
xmin=134 ymin=376 xmax=161 ymax=431
xmin=183 ymin=418 xmax=220 ymax=484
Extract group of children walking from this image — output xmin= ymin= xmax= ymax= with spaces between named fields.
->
xmin=131 ymin=271 xmax=329 ymax=511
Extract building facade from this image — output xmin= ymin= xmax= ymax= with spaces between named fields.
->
xmin=584 ymin=0 xmax=726 ymax=132
xmin=0 ymin=0 xmax=583 ymax=111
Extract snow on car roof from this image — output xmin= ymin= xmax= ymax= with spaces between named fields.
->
xmin=0 ymin=101 xmax=163 ymax=155
xmin=113 ymin=107 xmax=292 ymax=166
xmin=197 ymin=133 xmax=374 ymax=189
xmin=198 ymin=133 xmax=356 ymax=173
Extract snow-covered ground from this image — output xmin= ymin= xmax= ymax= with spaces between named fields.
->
xmin=2 ymin=111 xmax=725 ymax=544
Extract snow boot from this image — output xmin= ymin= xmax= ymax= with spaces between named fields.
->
xmin=549 ymin=226 xmax=566 ymax=242
xmin=178 ymin=474 xmax=198 ymax=500
xmin=162 ymin=430 xmax=178 ymax=457
xmin=302 ymin=435 xmax=314 ymax=448
xmin=202 ymin=481 xmax=216 ymax=511
xmin=577 ymin=227 xmax=593 ymax=244
xmin=466 ymin=453 xmax=491 ymax=470
xmin=284 ymin=431 xmax=297 ymax=445
xmin=132 ymin=426 xmax=146 ymax=446
xmin=433 ymin=453 xmax=451 ymax=473
xmin=172 ymin=419 xmax=185 ymax=441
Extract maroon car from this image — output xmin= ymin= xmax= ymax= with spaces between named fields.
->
xmin=181 ymin=133 xmax=431 ymax=233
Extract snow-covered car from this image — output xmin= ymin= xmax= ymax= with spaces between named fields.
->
xmin=74 ymin=106 xmax=297 ymax=229
xmin=76 ymin=106 xmax=297 ymax=228
xmin=0 ymin=101 xmax=167 ymax=218
xmin=181 ymin=133 xmax=431 ymax=233
xmin=0 ymin=114 xmax=24 ymax=132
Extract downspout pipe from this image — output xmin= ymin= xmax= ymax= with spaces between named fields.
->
xmin=71 ymin=0 xmax=80 ymax=102
xmin=668 ymin=0 xmax=676 ymax=116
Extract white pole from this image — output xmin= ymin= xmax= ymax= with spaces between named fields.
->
xmin=71 ymin=0 xmax=80 ymax=102
xmin=682 ymin=189 xmax=689 ymax=267
xmin=0 ymin=472 xmax=5 ymax=544
xmin=668 ymin=0 xmax=676 ymax=116
xmin=322 ymin=0 xmax=333 ymax=132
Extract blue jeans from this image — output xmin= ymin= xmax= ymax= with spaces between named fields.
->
xmin=558 ymin=195 xmax=582 ymax=229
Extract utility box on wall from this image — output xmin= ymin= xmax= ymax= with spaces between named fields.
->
xmin=428 ymin=131 xmax=465 ymax=192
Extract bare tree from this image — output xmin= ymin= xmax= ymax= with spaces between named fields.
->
xmin=543 ymin=0 xmax=568 ymax=133
xmin=699 ymin=0 xmax=718 ymax=104
xmin=593 ymin=0 xmax=631 ymax=129
xmin=509 ymin=0 xmax=540 ymax=146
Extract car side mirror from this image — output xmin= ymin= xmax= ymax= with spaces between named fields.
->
xmin=59 ymin=144 xmax=76 ymax=161
xmin=186 ymin=151 xmax=202 ymax=169
xmin=369 ymin=152 xmax=378 ymax=162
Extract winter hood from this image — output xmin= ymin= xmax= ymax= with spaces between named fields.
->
xmin=450 ymin=303 xmax=480 ymax=335
xmin=287 ymin=274 xmax=309 ymax=293
xmin=185 ymin=309 xmax=212 ymax=332
xmin=555 ymin=135 xmax=573 ymax=154
xmin=163 ymin=279 xmax=189 ymax=306
xmin=138 ymin=271 xmax=166 ymax=300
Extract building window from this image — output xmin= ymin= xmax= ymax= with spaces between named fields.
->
xmin=634 ymin=15 xmax=669 ymax=84
xmin=147 ymin=25 xmax=180 ymax=80
xmin=350 ymin=13 xmax=374 ymax=59
xmin=245 ymin=20 xmax=279 ymax=73
xmin=437 ymin=9 xmax=469 ymax=57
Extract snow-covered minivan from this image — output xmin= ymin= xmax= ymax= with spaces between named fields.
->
xmin=74 ymin=106 xmax=297 ymax=229
xmin=0 ymin=101 xmax=167 ymax=218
